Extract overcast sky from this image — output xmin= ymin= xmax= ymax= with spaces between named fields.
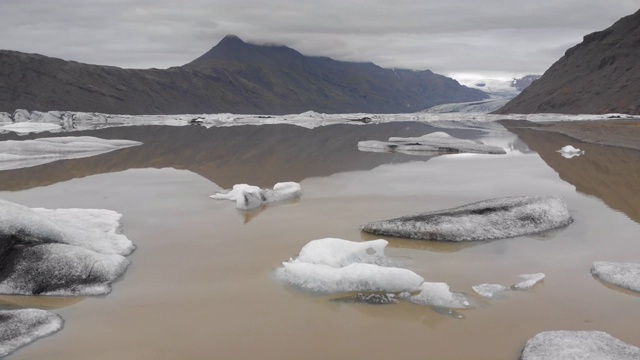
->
xmin=1 ymin=1 xmax=637 ymax=80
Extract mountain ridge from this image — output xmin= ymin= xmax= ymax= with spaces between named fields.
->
xmin=0 ymin=36 xmax=487 ymax=115
xmin=495 ymin=9 xmax=640 ymax=115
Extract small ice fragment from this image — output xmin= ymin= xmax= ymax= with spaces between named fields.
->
xmin=557 ymin=145 xmax=584 ymax=158
xmin=512 ymin=273 xmax=545 ymax=290
xmin=400 ymin=282 xmax=472 ymax=309
xmin=472 ymin=283 xmax=509 ymax=298
xmin=210 ymin=182 xmax=301 ymax=210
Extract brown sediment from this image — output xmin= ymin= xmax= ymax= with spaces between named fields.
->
xmin=500 ymin=121 xmax=640 ymax=224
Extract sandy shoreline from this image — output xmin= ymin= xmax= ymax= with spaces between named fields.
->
xmin=499 ymin=119 xmax=640 ymax=151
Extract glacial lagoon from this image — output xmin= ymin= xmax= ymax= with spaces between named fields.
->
xmin=0 ymin=121 xmax=639 ymax=359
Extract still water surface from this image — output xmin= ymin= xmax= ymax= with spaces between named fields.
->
xmin=1 ymin=126 xmax=639 ymax=360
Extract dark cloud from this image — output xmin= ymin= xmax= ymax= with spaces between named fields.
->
xmin=0 ymin=0 xmax=637 ymax=77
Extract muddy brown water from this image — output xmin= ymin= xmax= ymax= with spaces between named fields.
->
xmin=1 ymin=123 xmax=639 ymax=359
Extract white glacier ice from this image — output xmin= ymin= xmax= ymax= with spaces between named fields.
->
xmin=0 ymin=199 xmax=134 ymax=296
xmin=274 ymin=238 xmax=424 ymax=294
xmin=358 ymin=132 xmax=506 ymax=155
xmin=361 ymin=195 xmax=572 ymax=242
xmin=0 ymin=199 xmax=135 ymax=256
xmin=275 ymin=262 xmax=425 ymax=293
xmin=400 ymin=282 xmax=472 ymax=309
xmin=0 ymin=136 xmax=142 ymax=171
xmin=0 ymin=309 xmax=64 ymax=358
xmin=591 ymin=261 xmax=640 ymax=293
xmin=557 ymin=145 xmax=584 ymax=158
xmin=210 ymin=182 xmax=301 ymax=210
xmin=296 ymin=238 xmax=392 ymax=267
xmin=521 ymin=331 xmax=640 ymax=360
xmin=472 ymin=284 xmax=509 ymax=298
xmin=2 ymin=109 xmax=639 ymax=133
xmin=512 ymin=273 xmax=545 ymax=290
xmin=0 ymin=122 xmax=62 ymax=134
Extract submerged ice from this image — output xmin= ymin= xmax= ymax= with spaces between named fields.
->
xmin=0 ymin=199 xmax=134 ymax=296
xmin=361 ymin=195 xmax=572 ymax=242
xmin=210 ymin=182 xmax=301 ymax=210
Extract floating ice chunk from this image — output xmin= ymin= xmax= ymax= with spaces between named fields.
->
xmin=0 ymin=199 xmax=135 ymax=256
xmin=296 ymin=238 xmax=391 ymax=267
xmin=557 ymin=145 xmax=584 ymax=158
xmin=0 ymin=136 xmax=142 ymax=170
xmin=210 ymin=182 xmax=301 ymax=210
xmin=592 ymin=261 xmax=640 ymax=293
xmin=472 ymin=284 xmax=509 ymax=298
xmin=512 ymin=273 xmax=545 ymax=290
xmin=0 ymin=309 xmax=64 ymax=358
xmin=275 ymin=262 xmax=424 ymax=294
xmin=0 ymin=122 xmax=62 ymax=134
xmin=0 ymin=243 xmax=129 ymax=296
xmin=358 ymin=131 xmax=506 ymax=155
xmin=274 ymin=238 xmax=423 ymax=294
xmin=400 ymin=282 xmax=472 ymax=309
xmin=521 ymin=331 xmax=640 ymax=360
xmin=361 ymin=195 xmax=572 ymax=241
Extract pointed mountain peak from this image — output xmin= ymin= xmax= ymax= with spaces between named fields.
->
xmin=216 ymin=34 xmax=247 ymax=47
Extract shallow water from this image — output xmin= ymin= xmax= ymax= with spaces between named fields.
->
xmin=1 ymin=126 xmax=640 ymax=359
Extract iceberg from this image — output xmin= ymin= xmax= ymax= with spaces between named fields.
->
xmin=591 ymin=261 xmax=640 ymax=293
xmin=0 ymin=199 xmax=135 ymax=256
xmin=400 ymin=282 xmax=472 ymax=309
xmin=521 ymin=331 xmax=640 ymax=360
xmin=0 ymin=243 xmax=129 ymax=296
xmin=0 ymin=199 xmax=134 ymax=296
xmin=210 ymin=182 xmax=301 ymax=210
xmin=0 ymin=136 xmax=142 ymax=171
xmin=357 ymin=132 xmax=506 ymax=155
xmin=361 ymin=195 xmax=572 ymax=242
xmin=274 ymin=238 xmax=424 ymax=294
xmin=0 ymin=309 xmax=63 ymax=358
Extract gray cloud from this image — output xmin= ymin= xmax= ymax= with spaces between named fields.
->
xmin=0 ymin=0 xmax=637 ymax=76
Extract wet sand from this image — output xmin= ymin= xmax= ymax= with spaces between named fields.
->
xmin=1 ymin=123 xmax=640 ymax=359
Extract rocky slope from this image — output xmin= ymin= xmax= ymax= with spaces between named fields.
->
xmin=0 ymin=35 xmax=486 ymax=115
xmin=496 ymin=9 xmax=640 ymax=115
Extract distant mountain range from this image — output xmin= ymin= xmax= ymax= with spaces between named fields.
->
xmin=0 ymin=35 xmax=487 ymax=115
xmin=496 ymin=8 xmax=640 ymax=115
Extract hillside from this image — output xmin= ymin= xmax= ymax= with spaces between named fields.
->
xmin=496 ymin=9 xmax=640 ymax=115
xmin=0 ymin=35 xmax=487 ymax=115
